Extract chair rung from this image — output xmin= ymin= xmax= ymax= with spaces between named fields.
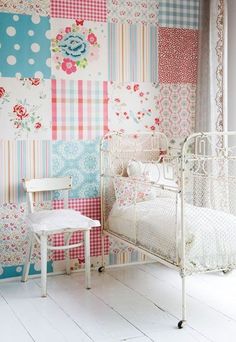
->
xmin=47 ymin=242 xmax=83 ymax=251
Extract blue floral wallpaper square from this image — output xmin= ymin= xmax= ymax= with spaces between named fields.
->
xmin=52 ymin=140 xmax=100 ymax=199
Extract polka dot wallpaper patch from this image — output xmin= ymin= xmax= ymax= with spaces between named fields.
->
xmin=0 ymin=13 xmax=51 ymax=78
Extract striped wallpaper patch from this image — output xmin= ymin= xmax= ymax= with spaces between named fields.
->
xmin=52 ymin=79 xmax=109 ymax=140
xmin=108 ymin=23 xmax=158 ymax=82
xmin=0 ymin=140 xmax=51 ymax=204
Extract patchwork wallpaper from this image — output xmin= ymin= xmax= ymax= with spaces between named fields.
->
xmin=0 ymin=0 xmax=199 ymax=279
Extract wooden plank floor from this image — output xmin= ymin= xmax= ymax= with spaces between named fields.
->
xmin=1 ymin=262 xmax=236 ymax=341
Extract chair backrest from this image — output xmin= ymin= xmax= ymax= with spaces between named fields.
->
xmin=22 ymin=177 xmax=72 ymax=213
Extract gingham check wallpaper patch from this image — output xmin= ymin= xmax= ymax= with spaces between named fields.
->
xmin=51 ymin=0 xmax=107 ymax=22
xmin=0 ymin=0 xmax=200 ymax=278
xmin=159 ymin=0 xmax=200 ymax=29
xmin=52 ymin=79 xmax=109 ymax=140
xmin=52 ymin=198 xmax=109 ymax=261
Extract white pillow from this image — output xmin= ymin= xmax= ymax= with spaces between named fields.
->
xmin=127 ymin=159 xmax=177 ymax=188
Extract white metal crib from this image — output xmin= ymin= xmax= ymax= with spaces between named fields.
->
xmin=99 ymin=131 xmax=236 ymax=328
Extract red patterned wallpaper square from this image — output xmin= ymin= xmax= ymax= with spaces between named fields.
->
xmin=159 ymin=27 xmax=199 ymax=84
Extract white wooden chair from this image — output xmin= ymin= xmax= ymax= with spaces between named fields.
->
xmin=21 ymin=176 xmax=100 ymax=297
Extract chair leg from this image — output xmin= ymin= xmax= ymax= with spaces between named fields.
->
xmin=21 ymin=232 xmax=34 ymax=282
xmin=65 ymin=232 xmax=72 ymax=275
xmin=84 ymin=229 xmax=91 ymax=289
xmin=40 ymin=234 xmax=48 ymax=297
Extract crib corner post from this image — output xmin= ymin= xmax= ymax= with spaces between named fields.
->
xmin=178 ymin=271 xmax=187 ymax=329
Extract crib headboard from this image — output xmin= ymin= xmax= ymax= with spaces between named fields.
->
xmin=100 ymin=131 xmax=170 ymax=228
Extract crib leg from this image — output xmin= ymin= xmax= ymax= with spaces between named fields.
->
xmin=178 ymin=274 xmax=187 ymax=329
xmin=98 ymin=231 xmax=105 ymax=273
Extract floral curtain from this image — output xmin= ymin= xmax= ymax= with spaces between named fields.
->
xmin=194 ymin=0 xmax=228 ymax=210
xmin=196 ymin=0 xmax=226 ymax=133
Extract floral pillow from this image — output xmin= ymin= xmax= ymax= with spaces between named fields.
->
xmin=113 ymin=176 xmax=155 ymax=208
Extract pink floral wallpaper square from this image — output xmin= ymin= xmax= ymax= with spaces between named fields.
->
xmin=107 ymin=0 xmax=158 ymax=25
xmin=108 ymin=82 xmax=160 ymax=133
xmin=0 ymin=77 xmax=51 ymax=139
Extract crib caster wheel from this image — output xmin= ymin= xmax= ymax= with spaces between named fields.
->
xmin=223 ymin=269 xmax=232 ymax=275
xmin=98 ymin=266 xmax=105 ymax=273
xmin=178 ymin=320 xmax=186 ymax=329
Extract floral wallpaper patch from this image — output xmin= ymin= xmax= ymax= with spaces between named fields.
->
xmin=108 ymin=23 xmax=158 ymax=82
xmin=0 ymin=86 xmax=10 ymax=107
xmin=159 ymin=84 xmax=196 ymax=138
xmin=159 ymin=0 xmax=200 ymax=29
xmin=51 ymin=79 xmax=108 ymax=140
xmin=159 ymin=27 xmax=199 ymax=84
xmin=52 ymin=140 xmax=100 ymax=199
xmin=108 ymin=82 xmax=160 ymax=133
xmin=107 ymin=0 xmax=158 ymax=25
xmin=0 ymin=13 xmax=51 ymax=78
xmin=0 ymin=202 xmax=53 ymax=267
xmin=51 ymin=18 xmax=107 ymax=80
xmin=0 ymin=140 xmax=51 ymax=204
xmin=0 ymin=0 xmax=49 ymax=16
xmin=0 ymin=77 xmax=51 ymax=139
xmin=51 ymin=0 xmax=107 ymax=22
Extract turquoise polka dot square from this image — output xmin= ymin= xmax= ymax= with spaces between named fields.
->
xmin=0 ymin=13 xmax=51 ymax=78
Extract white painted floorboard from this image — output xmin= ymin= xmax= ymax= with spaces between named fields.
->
xmin=0 ymin=281 xmax=91 ymax=342
xmin=0 ymin=263 xmax=236 ymax=341
xmin=0 ymin=295 xmax=33 ymax=342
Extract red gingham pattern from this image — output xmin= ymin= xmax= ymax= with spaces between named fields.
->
xmin=51 ymin=0 xmax=107 ymax=22
xmin=53 ymin=198 xmax=101 ymax=220
xmin=52 ymin=198 xmax=109 ymax=261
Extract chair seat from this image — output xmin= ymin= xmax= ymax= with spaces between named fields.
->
xmin=26 ymin=209 xmax=100 ymax=233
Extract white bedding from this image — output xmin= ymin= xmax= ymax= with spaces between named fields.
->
xmin=108 ymin=198 xmax=236 ymax=272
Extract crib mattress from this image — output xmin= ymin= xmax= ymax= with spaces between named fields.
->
xmin=108 ymin=198 xmax=236 ymax=272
